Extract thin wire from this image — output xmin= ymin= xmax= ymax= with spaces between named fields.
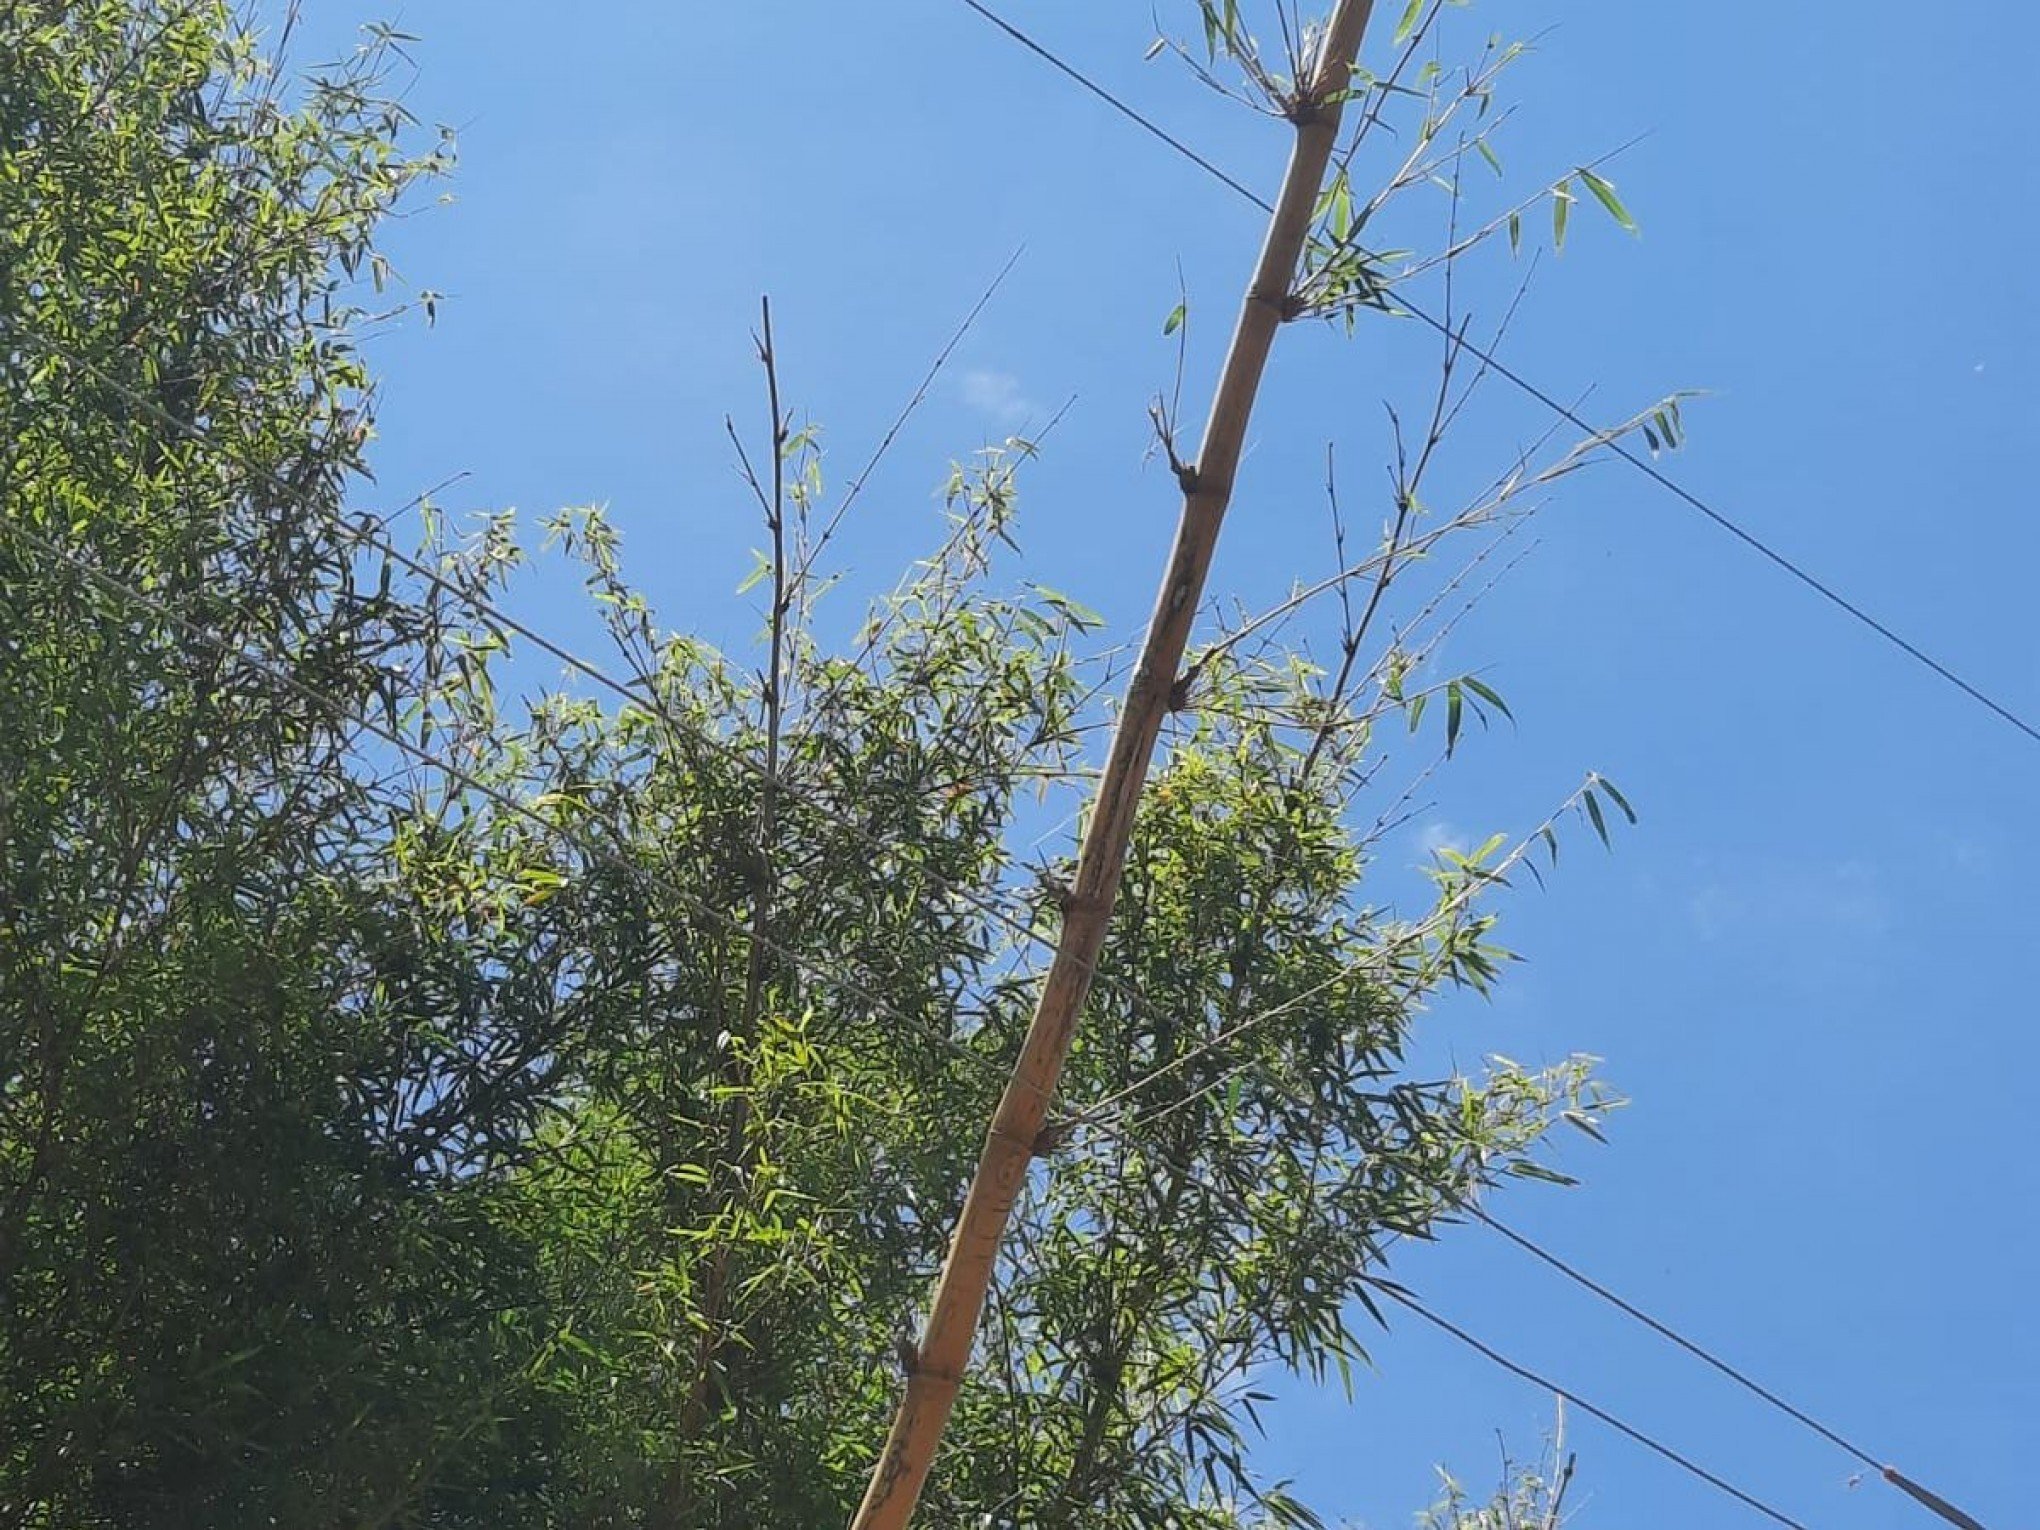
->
xmin=0 ymin=515 xmax=1006 ymax=1082
xmin=23 ymin=513 xmax=1986 ymax=1530
xmin=1883 ymin=1469 xmax=1991 ymax=1530
xmin=951 ymin=0 xmax=2040 ymax=751
xmin=1463 ymin=1202 xmax=1994 ymax=1530
xmin=954 ymin=0 xmax=1272 ymax=212
xmin=1388 ymin=318 xmax=2040 ymax=748
xmin=1376 ymin=1284 xmax=1813 ymax=1530
xmin=22 ymin=28 xmax=1993 ymax=1519
xmin=942 ymin=18 xmax=2003 ymax=1529
xmin=1462 ymin=1202 xmax=1878 ymax=1469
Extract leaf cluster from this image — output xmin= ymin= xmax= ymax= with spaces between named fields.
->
xmin=0 ymin=5 xmax=1624 ymax=1528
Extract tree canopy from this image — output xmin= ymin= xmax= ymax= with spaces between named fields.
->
xmin=1 ymin=3 xmax=1629 ymax=1525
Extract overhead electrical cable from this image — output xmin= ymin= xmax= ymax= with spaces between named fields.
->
xmin=942 ymin=10 xmax=2005 ymax=1528
xmin=1377 ymin=1283 xmax=1814 ymax=1530
xmin=950 ymin=0 xmax=2040 ymax=750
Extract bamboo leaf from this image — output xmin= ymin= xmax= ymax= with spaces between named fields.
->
xmin=1594 ymin=773 xmax=1638 ymax=823
xmin=1583 ymin=789 xmax=1609 ymax=847
xmin=1577 ymin=166 xmax=1639 ymax=233
xmin=1462 ymin=675 xmax=1512 ymax=721
xmin=1563 ymin=1109 xmax=1609 ymax=1144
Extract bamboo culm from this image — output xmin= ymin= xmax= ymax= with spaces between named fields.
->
xmin=848 ymin=8 xmax=1382 ymax=1525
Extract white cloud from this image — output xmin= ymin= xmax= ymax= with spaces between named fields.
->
xmin=1946 ymin=836 xmax=1992 ymax=873
xmin=960 ymin=368 xmax=1036 ymax=426
xmin=1416 ymin=819 xmax=1467 ymax=859
xmin=1686 ymin=856 xmax=1891 ymax=942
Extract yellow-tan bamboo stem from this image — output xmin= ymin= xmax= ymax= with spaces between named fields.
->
xmin=848 ymin=9 xmax=1378 ymax=1525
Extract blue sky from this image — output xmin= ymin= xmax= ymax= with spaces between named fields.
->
xmin=310 ymin=2 xmax=2036 ymax=1524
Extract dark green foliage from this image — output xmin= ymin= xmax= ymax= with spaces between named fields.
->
xmin=0 ymin=4 xmax=1614 ymax=1527
xmin=0 ymin=5 xmax=546 ymax=1524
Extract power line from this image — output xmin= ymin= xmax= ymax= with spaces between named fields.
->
xmin=22 ymin=513 xmax=1987 ymax=1530
xmin=955 ymin=0 xmax=1271 ymax=211
xmin=17 ymin=30 xmax=2001 ymax=1519
xmin=1376 ymin=1281 xmax=1814 ymax=1530
xmin=1461 ymin=1202 xmax=1992 ymax=1530
xmin=1066 ymin=976 xmax=1990 ymax=1527
xmin=1060 ymin=946 xmax=1988 ymax=1526
xmin=1464 ymin=1202 xmax=1876 ymax=1469
xmin=1883 ymin=1470 xmax=1992 ymax=1530
xmin=1385 ymin=319 xmax=2040 ymax=748
xmin=10 ymin=348 xmax=1820 ymax=1530
xmin=951 ymin=0 xmax=2040 ymax=750
xmin=942 ymin=13 xmax=2003 ymax=1530
xmin=1073 ymin=1059 xmax=1994 ymax=1529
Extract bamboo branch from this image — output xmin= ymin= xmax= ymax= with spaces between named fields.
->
xmin=846 ymin=7 xmax=1380 ymax=1525
xmin=663 ymin=298 xmax=791 ymax=1526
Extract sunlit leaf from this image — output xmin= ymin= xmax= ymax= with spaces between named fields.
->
xmin=1577 ymin=166 xmax=1639 ymax=233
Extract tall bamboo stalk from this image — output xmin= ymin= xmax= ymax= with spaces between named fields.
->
xmin=848 ymin=7 xmax=1378 ymax=1525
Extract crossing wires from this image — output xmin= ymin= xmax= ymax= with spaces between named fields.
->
xmin=939 ymin=5 xmax=2006 ymax=1528
xmin=1456 ymin=1201 xmax=1991 ymax=1530
xmin=951 ymin=0 xmax=2040 ymax=750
